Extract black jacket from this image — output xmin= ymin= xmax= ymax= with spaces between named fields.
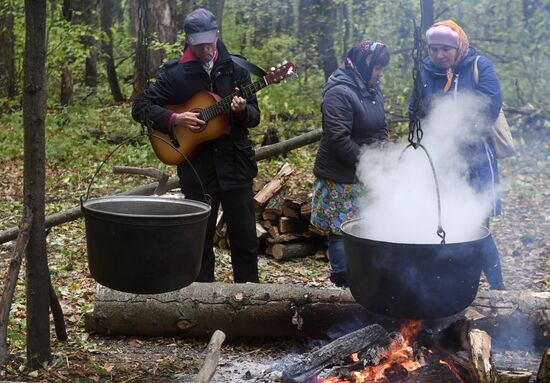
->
xmin=132 ymin=41 xmax=260 ymax=193
xmin=313 ymin=64 xmax=387 ymax=184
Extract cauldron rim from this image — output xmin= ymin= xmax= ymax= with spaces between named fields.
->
xmin=81 ymin=195 xmax=211 ymax=220
xmin=341 ymin=217 xmax=490 ymax=246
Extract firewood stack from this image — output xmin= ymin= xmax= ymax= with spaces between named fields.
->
xmin=213 ymin=163 xmax=328 ymax=261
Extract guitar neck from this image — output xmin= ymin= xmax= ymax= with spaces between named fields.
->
xmin=200 ymin=78 xmax=268 ymax=121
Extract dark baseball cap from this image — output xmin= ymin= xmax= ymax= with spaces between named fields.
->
xmin=184 ymin=8 xmax=218 ymax=46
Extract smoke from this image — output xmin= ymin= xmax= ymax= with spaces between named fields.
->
xmin=356 ymin=93 xmax=494 ymax=244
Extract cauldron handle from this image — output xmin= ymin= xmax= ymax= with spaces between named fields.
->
xmin=82 ymin=132 xmax=210 ymax=205
xmin=398 ymin=143 xmax=446 ymax=244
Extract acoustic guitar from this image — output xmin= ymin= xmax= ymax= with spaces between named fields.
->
xmin=148 ymin=61 xmax=297 ymax=165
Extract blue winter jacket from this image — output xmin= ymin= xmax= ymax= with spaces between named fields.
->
xmin=409 ymin=47 xmax=502 ymax=216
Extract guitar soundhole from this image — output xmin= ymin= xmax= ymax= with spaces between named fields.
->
xmin=191 ymin=108 xmax=208 ymax=133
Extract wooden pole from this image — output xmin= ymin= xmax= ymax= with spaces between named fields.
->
xmin=193 ymin=330 xmax=226 ymax=383
xmin=0 ymin=129 xmax=323 ymax=245
xmin=0 ymin=212 xmax=32 ymax=368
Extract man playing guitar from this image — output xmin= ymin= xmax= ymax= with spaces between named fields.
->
xmin=132 ymin=8 xmax=260 ymax=283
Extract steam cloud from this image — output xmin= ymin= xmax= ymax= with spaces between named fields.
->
xmin=356 ymin=93 xmax=495 ymax=244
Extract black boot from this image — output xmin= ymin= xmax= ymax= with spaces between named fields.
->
xmin=329 ymin=271 xmax=349 ymax=288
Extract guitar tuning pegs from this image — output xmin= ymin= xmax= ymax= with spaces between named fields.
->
xmin=270 ymin=67 xmax=275 ymax=71
xmin=276 ymin=63 xmax=281 ymax=68
xmin=282 ymin=60 xmax=288 ymax=65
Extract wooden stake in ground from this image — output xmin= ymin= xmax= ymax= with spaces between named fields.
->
xmin=469 ymin=329 xmax=495 ymax=383
xmin=193 ymin=330 xmax=226 ymax=383
xmin=0 ymin=211 xmax=32 ymax=368
xmin=536 ymin=348 xmax=549 ymax=383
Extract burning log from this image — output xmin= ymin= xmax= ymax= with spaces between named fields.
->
xmin=279 ymin=324 xmax=390 ymax=383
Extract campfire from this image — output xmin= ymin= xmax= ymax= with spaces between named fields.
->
xmin=273 ymin=319 xmax=501 ymax=383
xmin=315 ymin=321 xmax=467 ymax=383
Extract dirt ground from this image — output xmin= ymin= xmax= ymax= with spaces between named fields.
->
xmin=0 ymin=127 xmax=548 ymax=382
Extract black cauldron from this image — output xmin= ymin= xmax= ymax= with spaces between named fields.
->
xmin=81 ymin=196 xmax=210 ymax=294
xmin=341 ymin=217 xmax=489 ymax=319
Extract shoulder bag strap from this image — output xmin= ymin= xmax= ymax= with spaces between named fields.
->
xmin=473 ymin=55 xmax=481 ymax=86
xmin=231 ymin=54 xmax=267 ymax=77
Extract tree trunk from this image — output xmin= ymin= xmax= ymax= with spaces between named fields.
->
xmin=318 ymin=1 xmax=338 ymax=81
xmin=131 ymin=0 xmax=150 ymax=97
xmin=23 ymin=0 xmax=51 ymax=368
xmin=0 ymin=0 xmax=17 ymax=100
xmin=205 ymin=0 xmax=224 ymax=36
xmin=60 ymin=67 xmax=73 ymax=105
xmin=85 ymin=283 xmax=368 ymax=339
xmin=100 ymin=0 xmax=124 ymax=102
xmin=85 ymin=285 xmax=550 ymax=342
xmin=72 ymin=0 xmax=98 ymax=87
xmin=421 ymin=0 xmax=434 ymax=32
xmin=147 ymin=0 xmax=177 ymax=75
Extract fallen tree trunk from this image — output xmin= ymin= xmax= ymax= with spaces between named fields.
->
xmin=85 ymin=283 xmax=366 ymax=339
xmin=84 ymin=284 xmax=550 ymax=342
xmin=0 ymin=129 xmax=322 ymax=245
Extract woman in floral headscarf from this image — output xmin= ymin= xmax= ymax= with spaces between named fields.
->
xmin=409 ymin=20 xmax=505 ymax=290
xmin=311 ymin=41 xmax=390 ymax=287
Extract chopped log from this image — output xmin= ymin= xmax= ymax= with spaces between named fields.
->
xmin=0 ymin=211 xmax=32 ymax=368
xmin=282 ymin=203 xmax=300 ymax=219
xmin=497 ymin=370 xmax=532 ymax=383
xmin=266 ymin=233 xmax=305 ymax=245
xmin=280 ymin=324 xmax=389 ymax=383
xmin=252 ymin=179 xmax=267 ymax=194
xmin=84 ymin=286 xmax=550 ymax=341
xmin=278 ymin=217 xmax=307 ymax=234
xmin=469 ymin=329 xmax=495 ymax=383
xmin=256 ymin=222 xmax=268 ymax=240
xmin=314 ymin=248 xmax=327 ymax=260
xmin=261 ymin=220 xmax=274 ymax=229
xmin=253 ymin=163 xmax=293 ymax=208
xmin=536 ymin=348 xmax=549 ymax=383
xmin=272 ymin=243 xmax=316 ymax=261
xmin=262 ymin=187 xmax=287 ymax=221
xmin=282 ymin=192 xmax=309 ymax=219
xmin=268 ymin=226 xmax=279 ymax=238
xmin=193 ymin=330 xmax=226 ymax=383
xmin=300 ymin=202 xmax=311 ymax=220
xmin=265 ymin=245 xmax=273 ymax=256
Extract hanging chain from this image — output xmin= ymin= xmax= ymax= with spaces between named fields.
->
xmin=408 ymin=18 xmax=425 ymax=148
xmin=399 ymin=17 xmax=446 ymax=244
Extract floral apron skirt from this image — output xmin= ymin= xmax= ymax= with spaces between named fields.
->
xmin=310 ymin=178 xmax=364 ymax=235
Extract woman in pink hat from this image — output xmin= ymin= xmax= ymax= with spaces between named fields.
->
xmin=409 ymin=20 xmax=505 ymax=290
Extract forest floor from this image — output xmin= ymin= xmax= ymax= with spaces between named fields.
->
xmin=0 ymin=126 xmax=548 ymax=382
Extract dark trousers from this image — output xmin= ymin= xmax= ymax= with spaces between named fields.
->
xmin=482 ymin=219 xmax=505 ymax=290
xmin=187 ymin=187 xmax=259 ymax=283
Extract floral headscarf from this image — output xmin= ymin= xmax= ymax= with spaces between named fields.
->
xmin=428 ymin=20 xmax=470 ymax=92
xmin=345 ymin=40 xmax=385 ymax=85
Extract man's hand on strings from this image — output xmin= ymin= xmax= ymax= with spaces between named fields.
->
xmin=175 ymin=112 xmax=205 ymax=132
xmin=231 ymin=88 xmax=247 ymax=115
